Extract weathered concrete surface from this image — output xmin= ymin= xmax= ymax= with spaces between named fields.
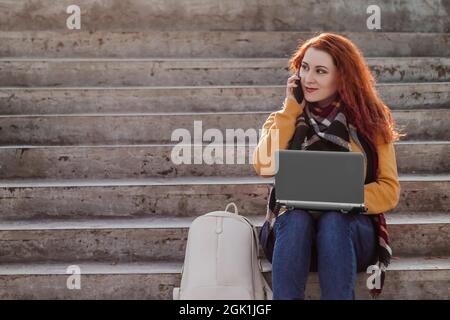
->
xmin=0 ymin=109 xmax=447 ymax=145
xmin=0 ymin=57 xmax=449 ymax=87
xmin=0 ymin=219 xmax=189 ymax=263
xmin=1 ymin=83 xmax=449 ymax=115
xmin=0 ymin=177 xmax=448 ymax=220
xmin=0 ymin=85 xmax=286 ymax=115
xmin=0 ymin=0 xmax=449 ymax=301
xmin=0 ymin=258 xmax=449 ymax=299
xmin=0 ymin=261 xmax=182 ymax=300
xmin=0 ymin=214 xmax=448 ymax=263
xmin=0 ymin=0 xmax=449 ymax=32
xmin=0 ymin=142 xmax=448 ymax=179
xmin=1 ymin=31 xmax=450 ymax=58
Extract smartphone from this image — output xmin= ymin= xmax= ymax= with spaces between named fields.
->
xmin=293 ymin=77 xmax=304 ymax=104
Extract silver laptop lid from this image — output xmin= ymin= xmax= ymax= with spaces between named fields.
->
xmin=274 ymin=150 xmax=365 ymax=211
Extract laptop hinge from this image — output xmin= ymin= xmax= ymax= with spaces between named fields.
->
xmin=276 ymin=200 xmax=366 ymax=213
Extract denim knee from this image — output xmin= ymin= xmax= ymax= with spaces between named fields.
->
xmin=272 ymin=209 xmax=315 ymax=300
xmin=317 ymin=211 xmax=375 ymax=255
xmin=317 ymin=211 xmax=349 ymax=239
xmin=274 ymin=209 xmax=314 ymax=237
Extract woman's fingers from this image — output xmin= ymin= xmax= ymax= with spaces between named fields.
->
xmin=287 ymin=74 xmax=300 ymax=85
xmin=287 ymin=81 xmax=298 ymax=88
xmin=286 ymin=74 xmax=303 ymax=104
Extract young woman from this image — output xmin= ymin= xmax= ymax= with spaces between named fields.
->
xmin=253 ymin=33 xmax=402 ymax=300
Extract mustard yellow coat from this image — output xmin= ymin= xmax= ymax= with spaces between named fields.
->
xmin=252 ymin=97 xmax=401 ymax=215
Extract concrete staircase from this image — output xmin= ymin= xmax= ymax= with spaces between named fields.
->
xmin=0 ymin=0 xmax=449 ymax=299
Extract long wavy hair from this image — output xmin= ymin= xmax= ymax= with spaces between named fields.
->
xmin=288 ymin=32 xmax=405 ymax=147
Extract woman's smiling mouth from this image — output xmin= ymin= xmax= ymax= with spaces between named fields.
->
xmin=305 ymin=87 xmax=318 ymax=93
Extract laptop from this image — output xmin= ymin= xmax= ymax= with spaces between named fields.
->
xmin=274 ymin=149 xmax=367 ymax=213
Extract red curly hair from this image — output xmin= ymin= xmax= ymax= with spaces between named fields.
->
xmin=288 ymin=32 xmax=405 ymax=148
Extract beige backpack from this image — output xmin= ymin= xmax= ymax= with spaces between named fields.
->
xmin=173 ymin=202 xmax=273 ymax=300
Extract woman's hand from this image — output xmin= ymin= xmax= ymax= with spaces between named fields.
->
xmin=286 ymin=74 xmax=306 ymax=108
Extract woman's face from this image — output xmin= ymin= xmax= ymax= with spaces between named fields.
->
xmin=299 ymin=47 xmax=339 ymax=106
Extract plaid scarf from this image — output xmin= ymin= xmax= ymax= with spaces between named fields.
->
xmin=264 ymin=98 xmax=392 ymax=299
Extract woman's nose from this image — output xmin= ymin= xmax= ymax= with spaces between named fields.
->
xmin=302 ymin=70 xmax=316 ymax=85
xmin=305 ymin=77 xmax=317 ymax=87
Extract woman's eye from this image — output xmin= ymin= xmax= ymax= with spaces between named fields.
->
xmin=301 ymin=65 xmax=307 ymax=70
xmin=317 ymin=69 xmax=327 ymax=74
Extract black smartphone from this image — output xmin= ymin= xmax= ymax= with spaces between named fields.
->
xmin=293 ymin=76 xmax=304 ymax=104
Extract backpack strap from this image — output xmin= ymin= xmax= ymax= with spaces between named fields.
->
xmin=224 ymin=202 xmax=239 ymax=215
xmin=240 ymin=214 xmax=273 ymax=300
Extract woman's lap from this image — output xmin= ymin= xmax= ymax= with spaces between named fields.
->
xmin=271 ymin=209 xmax=378 ymax=299
xmin=273 ymin=209 xmax=377 ymax=272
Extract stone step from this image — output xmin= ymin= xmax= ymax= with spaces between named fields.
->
xmin=1 ymin=0 xmax=448 ymax=32
xmin=1 ymin=83 xmax=449 ymax=115
xmin=0 ymin=57 xmax=449 ymax=87
xmin=0 ymin=175 xmax=448 ymax=220
xmin=0 ymin=109 xmax=448 ymax=145
xmin=2 ymin=31 xmax=450 ymax=58
xmin=0 ymin=141 xmax=448 ymax=179
xmin=0 ymin=257 xmax=448 ymax=299
xmin=0 ymin=214 xmax=448 ymax=263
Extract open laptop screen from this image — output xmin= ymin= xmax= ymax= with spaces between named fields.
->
xmin=275 ymin=150 xmax=365 ymax=206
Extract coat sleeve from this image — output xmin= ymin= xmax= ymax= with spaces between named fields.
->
xmin=364 ymin=140 xmax=401 ymax=214
xmin=252 ymin=97 xmax=304 ymax=177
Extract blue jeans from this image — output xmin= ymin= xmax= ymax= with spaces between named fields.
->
xmin=272 ymin=209 xmax=378 ymax=300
